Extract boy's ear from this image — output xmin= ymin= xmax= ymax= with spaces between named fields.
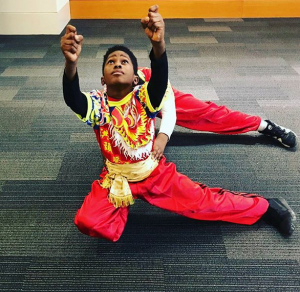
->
xmin=101 ymin=77 xmax=105 ymax=86
xmin=133 ymin=75 xmax=139 ymax=86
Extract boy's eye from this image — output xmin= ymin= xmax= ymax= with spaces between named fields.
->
xmin=122 ymin=60 xmax=129 ymax=64
xmin=107 ymin=60 xmax=114 ymax=64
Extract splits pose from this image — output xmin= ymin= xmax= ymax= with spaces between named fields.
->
xmin=61 ymin=5 xmax=296 ymax=242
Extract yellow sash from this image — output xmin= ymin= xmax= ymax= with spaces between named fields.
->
xmin=101 ymin=155 xmax=159 ymax=208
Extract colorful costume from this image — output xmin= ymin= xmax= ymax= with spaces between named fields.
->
xmin=72 ymin=79 xmax=269 ymax=242
xmin=138 ymin=67 xmax=261 ymax=135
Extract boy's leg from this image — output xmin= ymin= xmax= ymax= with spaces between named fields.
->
xmin=74 ymin=179 xmax=129 ymax=242
xmin=130 ymin=157 xmax=295 ymax=235
xmin=130 ymin=157 xmax=268 ymax=225
xmin=140 ymin=68 xmax=297 ymax=147
xmin=173 ymin=89 xmax=297 ymax=147
xmin=173 ymin=89 xmax=261 ymax=135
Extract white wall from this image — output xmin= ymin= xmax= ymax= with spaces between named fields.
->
xmin=0 ymin=0 xmax=70 ymax=35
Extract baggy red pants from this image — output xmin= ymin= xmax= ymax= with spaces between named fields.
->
xmin=170 ymin=89 xmax=261 ymax=134
xmin=74 ymin=157 xmax=269 ymax=242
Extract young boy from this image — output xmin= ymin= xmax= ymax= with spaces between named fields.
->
xmin=61 ymin=5 xmax=296 ymax=242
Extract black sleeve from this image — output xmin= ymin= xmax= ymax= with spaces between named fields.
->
xmin=63 ymin=70 xmax=87 ymax=117
xmin=147 ymin=49 xmax=168 ymax=109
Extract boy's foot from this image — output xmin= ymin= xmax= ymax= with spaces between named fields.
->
xmin=259 ymin=120 xmax=297 ymax=148
xmin=263 ymin=198 xmax=296 ymax=236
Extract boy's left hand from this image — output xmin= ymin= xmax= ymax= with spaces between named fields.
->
xmin=141 ymin=5 xmax=165 ymax=44
xmin=152 ymin=133 xmax=169 ymax=160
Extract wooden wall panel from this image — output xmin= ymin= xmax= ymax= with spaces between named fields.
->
xmin=70 ymin=0 xmax=241 ymax=19
xmin=243 ymin=0 xmax=300 ymax=18
xmin=69 ymin=0 xmax=300 ymax=19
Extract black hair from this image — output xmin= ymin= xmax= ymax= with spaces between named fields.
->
xmin=102 ymin=45 xmax=138 ymax=75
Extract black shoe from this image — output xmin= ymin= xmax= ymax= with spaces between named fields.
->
xmin=263 ymin=198 xmax=296 ymax=236
xmin=259 ymin=120 xmax=297 ymax=148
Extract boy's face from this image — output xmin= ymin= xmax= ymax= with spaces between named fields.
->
xmin=102 ymin=50 xmax=138 ymax=89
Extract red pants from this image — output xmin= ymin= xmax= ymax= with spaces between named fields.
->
xmin=74 ymin=157 xmax=269 ymax=242
xmin=172 ymin=89 xmax=261 ymax=134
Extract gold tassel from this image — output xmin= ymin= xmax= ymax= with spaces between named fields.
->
xmin=101 ymin=156 xmax=158 ymax=209
xmin=108 ymin=193 xmax=135 ymax=208
xmin=101 ymin=173 xmax=135 ymax=208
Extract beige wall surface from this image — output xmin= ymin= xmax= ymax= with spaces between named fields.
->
xmin=0 ymin=0 xmax=70 ymax=35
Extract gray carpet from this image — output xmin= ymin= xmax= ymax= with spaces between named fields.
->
xmin=0 ymin=18 xmax=300 ymax=291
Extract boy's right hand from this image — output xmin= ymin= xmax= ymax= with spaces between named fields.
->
xmin=152 ymin=133 xmax=169 ymax=160
xmin=60 ymin=25 xmax=83 ymax=64
xmin=141 ymin=5 xmax=165 ymax=44
xmin=141 ymin=5 xmax=165 ymax=59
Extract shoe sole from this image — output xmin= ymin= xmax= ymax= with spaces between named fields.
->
xmin=275 ymin=134 xmax=298 ymax=148
xmin=280 ymin=138 xmax=298 ymax=148
xmin=277 ymin=198 xmax=297 ymax=236
xmin=279 ymin=217 xmax=296 ymax=236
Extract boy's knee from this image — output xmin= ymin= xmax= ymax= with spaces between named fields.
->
xmin=74 ymin=210 xmax=124 ymax=242
xmin=74 ymin=211 xmax=96 ymax=235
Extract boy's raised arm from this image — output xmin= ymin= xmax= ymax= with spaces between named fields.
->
xmin=141 ymin=5 xmax=168 ymax=109
xmin=61 ymin=25 xmax=87 ymax=117
xmin=61 ymin=25 xmax=83 ymax=80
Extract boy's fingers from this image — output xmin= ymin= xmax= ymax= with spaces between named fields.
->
xmin=62 ymin=39 xmax=78 ymax=47
xmin=75 ymin=34 xmax=84 ymax=43
xmin=153 ymin=154 xmax=160 ymax=160
xmin=149 ymin=4 xmax=159 ymax=13
xmin=148 ymin=13 xmax=162 ymax=22
xmin=141 ymin=17 xmax=150 ymax=29
xmin=147 ymin=20 xmax=154 ymax=29
xmin=64 ymin=32 xmax=76 ymax=40
xmin=153 ymin=151 xmax=162 ymax=160
xmin=147 ymin=12 xmax=164 ymax=28
xmin=152 ymin=148 xmax=159 ymax=158
xmin=64 ymin=33 xmax=83 ymax=45
xmin=66 ymin=24 xmax=76 ymax=34
xmin=149 ymin=19 xmax=163 ymax=29
xmin=64 ymin=45 xmax=77 ymax=54
xmin=141 ymin=16 xmax=149 ymax=23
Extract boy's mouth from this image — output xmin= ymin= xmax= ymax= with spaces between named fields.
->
xmin=112 ymin=70 xmax=124 ymax=76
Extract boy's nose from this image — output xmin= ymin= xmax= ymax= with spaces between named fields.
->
xmin=114 ymin=62 xmax=122 ymax=68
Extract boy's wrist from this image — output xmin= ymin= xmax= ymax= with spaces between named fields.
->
xmin=65 ymin=60 xmax=78 ymax=68
xmin=157 ymin=132 xmax=169 ymax=142
xmin=151 ymin=40 xmax=166 ymax=59
xmin=64 ymin=61 xmax=78 ymax=81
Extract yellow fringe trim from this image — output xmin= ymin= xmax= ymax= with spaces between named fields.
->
xmin=108 ymin=193 xmax=135 ymax=208
xmin=100 ymin=156 xmax=159 ymax=208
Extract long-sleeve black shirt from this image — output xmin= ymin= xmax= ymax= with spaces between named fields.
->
xmin=63 ymin=49 xmax=168 ymax=117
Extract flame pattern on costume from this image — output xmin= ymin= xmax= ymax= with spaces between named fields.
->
xmin=80 ymin=83 xmax=161 ymax=163
xmin=110 ymin=95 xmax=153 ymax=150
xmin=108 ymin=85 xmax=155 ymax=160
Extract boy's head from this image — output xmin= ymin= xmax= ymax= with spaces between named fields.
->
xmin=102 ymin=45 xmax=138 ymax=75
xmin=101 ymin=45 xmax=139 ymax=91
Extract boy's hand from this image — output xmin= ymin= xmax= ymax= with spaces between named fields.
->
xmin=141 ymin=5 xmax=165 ymax=43
xmin=152 ymin=133 xmax=169 ymax=160
xmin=60 ymin=25 xmax=83 ymax=64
